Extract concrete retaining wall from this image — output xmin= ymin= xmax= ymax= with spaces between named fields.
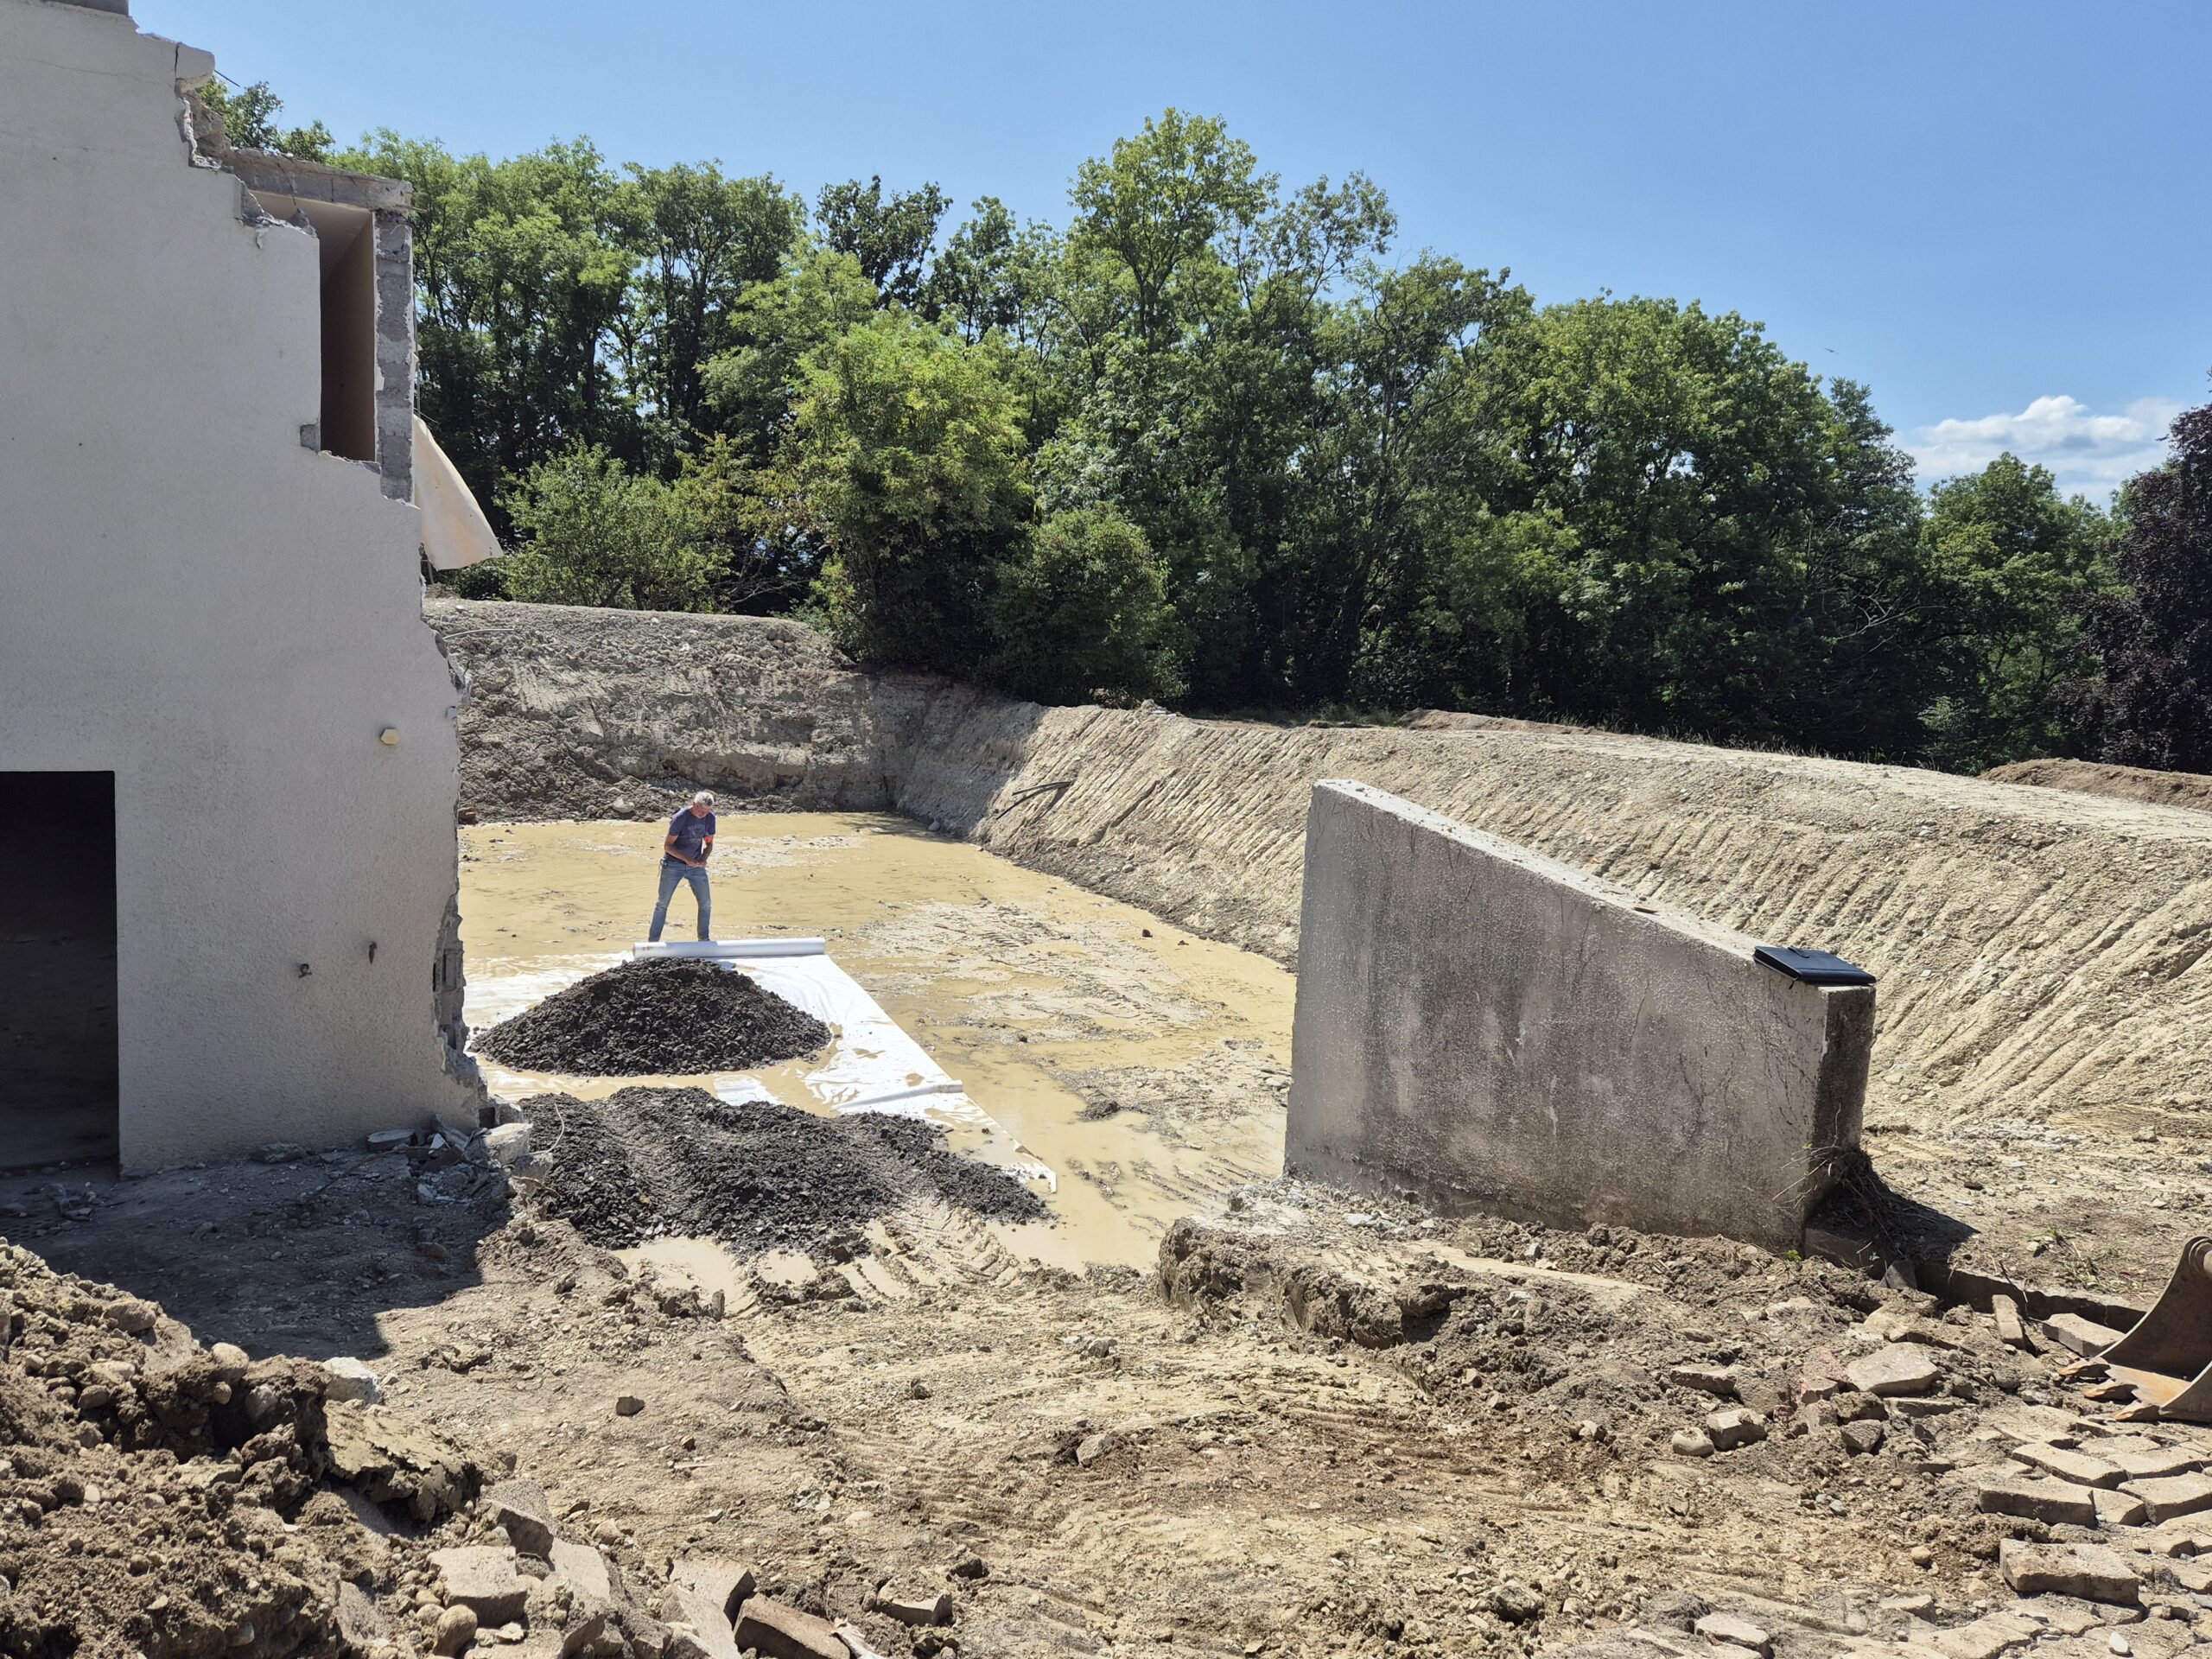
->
xmin=1286 ymin=781 xmax=1874 ymax=1249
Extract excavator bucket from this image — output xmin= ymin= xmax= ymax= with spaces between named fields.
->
xmin=2103 ymin=1236 xmax=2212 ymax=1421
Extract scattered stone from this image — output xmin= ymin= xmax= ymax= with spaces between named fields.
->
xmin=1488 ymin=1581 xmax=1545 ymax=1624
xmin=434 ymin=1605 xmax=480 ymax=1656
xmin=327 ymin=1401 xmax=477 ymax=1522
xmin=1880 ymin=1593 xmax=1935 ymax=1617
xmin=432 ymin=1547 xmax=531 ymax=1624
xmin=947 ymin=1554 xmax=989 ymax=1580
xmin=734 ymin=1595 xmax=849 ymax=1659
xmin=2096 ymin=1489 xmax=2152 ymax=1528
xmin=2013 ymin=1442 xmax=2127 ymax=1489
xmin=2121 ymin=1473 xmax=2212 ymax=1522
xmin=1978 ymin=1475 xmax=2101 ymax=1526
xmin=1074 ymin=1431 xmax=1119 ymax=1467
xmin=367 ymin=1128 xmax=416 ymax=1150
xmin=2097 ymin=1442 xmax=2208 ymax=1482
xmin=669 ymin=1560 xmax=756 ymax=1622
xmin=1993 ymin=1294 xmax=2029 ymax=1349
xmin=320 ymin=1355 xmax=384 ymax=1406
xmin=2019 ymin=1598 xmax=2118 ymax=1637
xmin=2000 ymin=1539 xmax=2143 ymax=1605
xmin=1846 ymin=1344 xmax=1942 ymax=1397
xmin=208 ymin=1341 xmax=251 ymax=1382
xmin=661 ymin=1585 xmax=741 ymax=1659
xmin=254 ymin=1141 xmax=308 ymax=1164
xmin=483 ymin=1479 xmax=557 ymax=1557
xmin=2045 ymin=1313 xmax=2126 ymax=1357
xmin=1669 ymin=1428 xmax=1715 ymax=1458
xmin=1841 ymin=1421 xmax=1887 ymax=1456
xmin=615 ymin=1395 xmax=645 ymax=1417
xmin=337 ymin=1581 xmax=388 ymax=1647
xmin=1691 ymin=1612 xmax=1771 ymax=1655
xmin=1668 ymin=1364 xmax=1739 ymax=1398
xmin=485 ymin=1122 xmax=533 ymax=1169
xmin=874 ymin=1589 xmax=952 ymax=1626
xmin=1930 ymin=1611 xmax=2039 ymax=1659
xmin=1705 ymin=1408 xmax=1767 ymax=1452
xmin=550 ymin=1541 xmax=613 ymax=1600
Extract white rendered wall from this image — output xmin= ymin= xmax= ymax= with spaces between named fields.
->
xmin=0 ymin=0 xmax=480 ymax=1166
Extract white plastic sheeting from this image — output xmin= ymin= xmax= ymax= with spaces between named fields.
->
xmin=470 ymin=939 xmax=1051 ymax=1186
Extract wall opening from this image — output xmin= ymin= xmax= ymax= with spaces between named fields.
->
xmin=252 ymin=191 xmax=378 ymax=463
xmin=0 ymin=772 xmax=119 ymax=1169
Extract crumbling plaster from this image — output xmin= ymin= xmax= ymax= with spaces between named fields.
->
xmin=0 ymin=0 xmax=480 ymax=1166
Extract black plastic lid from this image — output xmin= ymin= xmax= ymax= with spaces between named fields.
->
xmin=1753 ymin=945 xmax=1876 ymax=986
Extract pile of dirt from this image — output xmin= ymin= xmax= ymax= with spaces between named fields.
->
xmin=524 ymin=1086 xmax=1046 ymax=1252
xmin=1984 ymin=755 xmax=2212 ymax=815
xmin=477 ymin=956 xmax=832 ymax=1075
xmin=0 ymin=1238 xmax=476 ymax=1659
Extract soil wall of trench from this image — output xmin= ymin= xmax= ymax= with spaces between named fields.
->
xmin=430 ymin=598 xmax=2212 ymax=1135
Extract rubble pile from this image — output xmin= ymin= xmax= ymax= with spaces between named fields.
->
xmin=477 ymin=958 xmax=832 ymax=1077
xmin=522 ymin=1086 xmax=1046 ymax=1253
xmin=1163 ymin=1188 xmax=2212 ymax=1659
xmin=0 ymin=1239 xmax=475 ymax=1659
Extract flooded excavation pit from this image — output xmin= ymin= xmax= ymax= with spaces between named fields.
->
xmin=461 ymin=814 xmax=1294 ymax=1273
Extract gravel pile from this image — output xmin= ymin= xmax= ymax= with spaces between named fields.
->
xmin=524 ymin=1086 xmax=1046 ymax=1252
xmin=476 ymin=957 xmax=831 ymax=1075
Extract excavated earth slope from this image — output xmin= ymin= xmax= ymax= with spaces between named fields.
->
xmin=430 ymin=600 xmax=2212 ymax=1138
xmin=1985 ymin=758 xmax=2212 ymax=817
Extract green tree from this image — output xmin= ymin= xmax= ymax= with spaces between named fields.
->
xmin=1913 ymin=455 xmax=2111 ymax=770
xmin=197 ymin=79 xmax=333 ymax=162
xmin=498 ymin=445 xmax=720 ymax=612
xmin=1068 ymin=110 xmax=1272 ymax=346
xmin=699 ymin=246 xmax=879 ymax=461
xmin=781 ymin=313 xmax=1031 ymax=673
xmin=986 ymin=510 xmax=1178 ymax=704
xmin=1470 ymin=296 xmax=1916 ymax=741
xmin=815 ymin=176 xmax=950 ymax=307
xmin=2068 ymin=397 xmax=2212 ymax=770
xmin=610 ymin=163 xmax=804 ymax=466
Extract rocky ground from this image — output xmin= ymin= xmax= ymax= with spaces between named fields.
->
xmin=9 ymin=1115 xmax=2212 ymax=1659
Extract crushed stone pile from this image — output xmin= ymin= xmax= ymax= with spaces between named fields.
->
xmin=0 ymin=1238 xmax=476 ymax=1659
xmin=476 ymin=956 xmax=832 ymax=1076
xmin=523 ymin=1086 xmax=1046 ymax=1252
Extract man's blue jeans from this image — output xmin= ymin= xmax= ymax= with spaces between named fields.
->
xmin=649 ymin=857 xmax=711 ymax=942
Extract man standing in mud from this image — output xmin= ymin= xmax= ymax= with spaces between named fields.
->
xmin=649 ymin=791 xmax=717 ymax=943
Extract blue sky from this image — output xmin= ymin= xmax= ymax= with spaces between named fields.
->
xmin=137 ymin=0 xmax=2210 ymax=500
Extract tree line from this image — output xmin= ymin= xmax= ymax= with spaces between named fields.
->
xmin=212 ymin=83 xmax=2212 ymax=772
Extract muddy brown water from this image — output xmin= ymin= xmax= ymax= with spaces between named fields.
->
xmin=460 ymin=814 xmax=1292 ymax=1271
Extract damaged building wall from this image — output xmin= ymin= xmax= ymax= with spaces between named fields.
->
xmin=0 ymin=0 xmax=480 ymax=1167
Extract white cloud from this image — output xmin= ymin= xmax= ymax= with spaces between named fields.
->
xmin=1908 ymin=394 xmax=2183 ymax=500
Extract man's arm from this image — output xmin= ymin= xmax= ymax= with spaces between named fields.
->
xmin=664 ymin=831 xmax=695 ymax=866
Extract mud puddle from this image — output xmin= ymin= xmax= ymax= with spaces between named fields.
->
xmin=461 ymin=814 xmax=1293 ymax=1268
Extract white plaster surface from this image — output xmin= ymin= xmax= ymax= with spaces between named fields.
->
xmin=0 ymin=0 xmax=479 ymax=1166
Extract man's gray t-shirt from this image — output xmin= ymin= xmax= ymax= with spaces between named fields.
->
xmin=667 ymin=810 xmax=715 ymax=862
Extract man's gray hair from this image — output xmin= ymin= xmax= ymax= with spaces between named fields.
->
xmin=691 ymin=790 xmax=715 ymax=807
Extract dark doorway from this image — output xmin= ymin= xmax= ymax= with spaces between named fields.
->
xmin=1 ymin=772 xmax=118 ymax=1168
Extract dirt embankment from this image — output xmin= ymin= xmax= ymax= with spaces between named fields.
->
xmin=1985 ymin=759 xmax=2212 ymax=817
xmin=432 ymin=600 xmax=2212 ymax=1141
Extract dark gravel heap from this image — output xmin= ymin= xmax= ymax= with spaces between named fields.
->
xmin=476 ymin=956 xmax=831 ymax=1075
xmin=523 ymin=1086 xmax=1048 ymax=1253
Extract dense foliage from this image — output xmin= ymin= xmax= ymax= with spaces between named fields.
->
xmin=200 ymin=88 xmax=2207 ymax=766
xmin=2065 ymin=405 xmax=2212 ymax=770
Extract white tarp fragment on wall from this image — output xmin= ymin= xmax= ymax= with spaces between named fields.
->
xmin=414 ymin=416 xmax=500 ymax=571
